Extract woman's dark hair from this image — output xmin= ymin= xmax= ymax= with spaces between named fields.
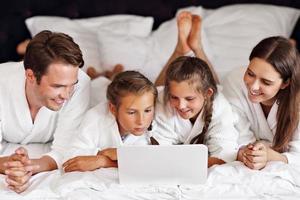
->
xmin=249 ymin=36 xmax=300 ymax=152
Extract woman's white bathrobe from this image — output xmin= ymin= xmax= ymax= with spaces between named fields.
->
xmin=223 ymin=67 xmax=300 ymax=165
xmin=0 ymin=62 xmax=90 ymax=166
xmin=65 ymin=101 xmax=153 ymax=160
xmin=153 ymin=89 xmax=239 ymax=163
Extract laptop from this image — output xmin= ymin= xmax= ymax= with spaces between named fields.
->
xmin=117 ymin=144 xmax=208 ymax=185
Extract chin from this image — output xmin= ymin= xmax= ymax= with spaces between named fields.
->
xmin=132 ymin=131 xmax=144 ymax=136
xmin=179 ymin=114 xmax=191 ymax=120
xmin=46 ymin=104 xmax=63 ymax=111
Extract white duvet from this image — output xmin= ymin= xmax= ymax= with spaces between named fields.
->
xmin=1 ymin=144 xmax=300 ymax=200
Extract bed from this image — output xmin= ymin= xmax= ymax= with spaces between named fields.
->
xmin=0 ymin=0 xmax=300 ymax=199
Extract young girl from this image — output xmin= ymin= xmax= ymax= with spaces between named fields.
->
xmin=63 ymin=71 xmax=158 ymax=172
xmin=223 ymin=36 xmax=300 ymax=169
xmin=153 ymin=11 xmax=238 ymax=167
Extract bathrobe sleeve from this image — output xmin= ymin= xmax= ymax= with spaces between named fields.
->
xmin=222 ymin=68 xmax=256 ymax=146
xmin=282 ymin=127 xmax=300 ymax=165
xmin=62 ymin=104 xmax=103 ymax=162
xmin=204 ymin=93 xmax=239 ymax=162
xmin=45 ymin=70 xmax=91 ymax=167
xmin=0 ymin=104 xmax=3 ymax=153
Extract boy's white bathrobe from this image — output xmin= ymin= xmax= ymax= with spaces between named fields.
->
xmin=0 ymin=62 xmax=90 ymax=166
xmin=64 ymin=101 xmax=153 ymax=160
xmin=223 ymin=67 xmax=300 ymax=165
xmin=153 ymin=89 xmax=239 ymax=163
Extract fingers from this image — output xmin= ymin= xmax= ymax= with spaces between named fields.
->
xmin=252 ymin=142 xmax=266 ymax=151
xmin=3 ymin=161 xmax=24 ymax=168
xmin=63 ymin=163 xmax=80 ymax=172
xmin=15 ymin=147 xmax=28 ymax=156
xmin=6 ymin=171 xmax=32 ymax=186
xmin=62 ymin=157 xmax=78 ymax=168
xmin=5 ymin=168 xmax=28 ymax=177
xmin=4 ymin=164 xmax=39 ymax=176
xmin=63 ymin=157 xmax=82 ymax=172
xmin=8 ymin=153 xmax=30 ymax=166
xmin=8 ymin=181 xmax=30 ymax=194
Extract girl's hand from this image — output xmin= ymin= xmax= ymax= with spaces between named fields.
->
xmin=98 ymin=148 xmax=117 ymax=161
xmin=63 ymin=155 xmax=110 ymax=172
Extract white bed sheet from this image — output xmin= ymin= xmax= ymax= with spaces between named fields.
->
xmin=1 ymin=144 xmax=300 ymax=200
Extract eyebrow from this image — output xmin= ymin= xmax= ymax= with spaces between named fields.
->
xmin=51 ymin=80 xmax=79 ymax=87
xmin=247 ymin=68 xmax=274 ymax=83
xmin=126 ymin=105 xmax=154 ymax=111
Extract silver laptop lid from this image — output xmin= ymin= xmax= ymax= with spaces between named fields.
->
xmin=117 ymin=144 xmax=208 ymax=185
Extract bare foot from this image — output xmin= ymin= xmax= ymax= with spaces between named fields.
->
xmin=16 ymin=39 xmax=30 ymax=56
xmin=188 ymin=15 xmax=202 ymax=53
xmin=87 ymin=66 xmax=104 ymax=80
xmin=105 ymin=64 xmax=124 ymax=80
xmin=87 ymin=64 xmax=124 ymax=80
xmin=289 ymin=38 xmax=297 ymax=47
xmin=176 ymin=11 xmax=192 ymax=54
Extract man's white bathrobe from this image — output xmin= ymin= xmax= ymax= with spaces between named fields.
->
xmin=153 ymin=89 xmax=239 ymax=163
xmin=223 ymin=67 xmax=300 ymax=165
xmin=64 ymin=101 xmax=153 ymax=160
xmin=0 ymin=62 xmax=90 ymax=166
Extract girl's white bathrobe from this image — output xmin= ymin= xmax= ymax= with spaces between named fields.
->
xmin=223 ymin=67 xmax=300 ymax=165
xmin=65 ymin=101 xmax=153 ymax=160
xmin=152 ymin=89 xmax=239 ymax=163
xmin=0 ymin=62 xmax=90 ymax=166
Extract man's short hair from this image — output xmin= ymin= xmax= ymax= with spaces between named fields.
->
xmin=24 ymin=30 xmax=84 ymax=83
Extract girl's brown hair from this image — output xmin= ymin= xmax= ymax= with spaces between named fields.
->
xmin=249 ymin=36 xmax=300 ymax=152
xmin=107 ymin=70 xmax=158 ymax=109
xmin=164 ymin=56 xmax=218 ymax=144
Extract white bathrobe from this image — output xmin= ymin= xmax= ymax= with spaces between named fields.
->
xmin=64 ymin=101 xmax=153 ymax=160
xmin=0 ymin=62 xmax=90 ymax=166
xmin=223 ymin=67 xmax=300 ymax=165
xmin=153 ymin=89 xmax=239 ymax=163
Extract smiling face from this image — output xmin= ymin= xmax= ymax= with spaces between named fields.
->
xmin=243 ymin=57 xmax=288 ymax=106
xmin=110 ymin=91 xmax=155 ymax=136
xmin=27 ymin=62 xmax=79 ymax=111
xmin=168 ymin=80 xmax=207 ymax=121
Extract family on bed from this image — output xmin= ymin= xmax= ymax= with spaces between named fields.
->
xmin=0 ymin=11 xmax=299 ymax=193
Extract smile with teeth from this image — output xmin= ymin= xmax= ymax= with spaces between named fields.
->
xmin=249 ymin=90 xmax=262 ymax=96
xmin=54 ymin=99 xmax=65 ymax=105
xmin=179 ymin=109 xmax=191 ymax=114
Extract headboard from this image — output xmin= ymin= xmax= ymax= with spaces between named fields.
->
xmin=0 ymin=0 xmax=299 ymax=63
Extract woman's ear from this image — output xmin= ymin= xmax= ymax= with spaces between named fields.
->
xmin=280 ymin=79 xmax=290 ymax=90
xmin=108 ymin=102 xmax=117 ymax=116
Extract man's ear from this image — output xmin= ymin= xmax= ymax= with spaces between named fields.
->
xmin=281 ymin=79 xmax=290 ymax=90
xmin=108 ymin=102 xmax=117 ymax=116
xmin=205 ymin=88 xmax=214 ymax=99
xmin=25 ymin=69 xmax=36 ymax=83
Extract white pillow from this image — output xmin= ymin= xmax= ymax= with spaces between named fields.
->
xmin=201 ymin=4 xmax=299 ymax=79
xmin=25 ymin=15 xmax=154 ymax=72
xmin=97 ymin=30 xmax=150 ymax=73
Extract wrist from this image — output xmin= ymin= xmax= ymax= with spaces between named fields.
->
xmin=96 ymin=155 xmax=105 ymax=168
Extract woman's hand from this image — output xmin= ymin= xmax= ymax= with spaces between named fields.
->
xmin=241 ymin=142 xmax=269 ymax=170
